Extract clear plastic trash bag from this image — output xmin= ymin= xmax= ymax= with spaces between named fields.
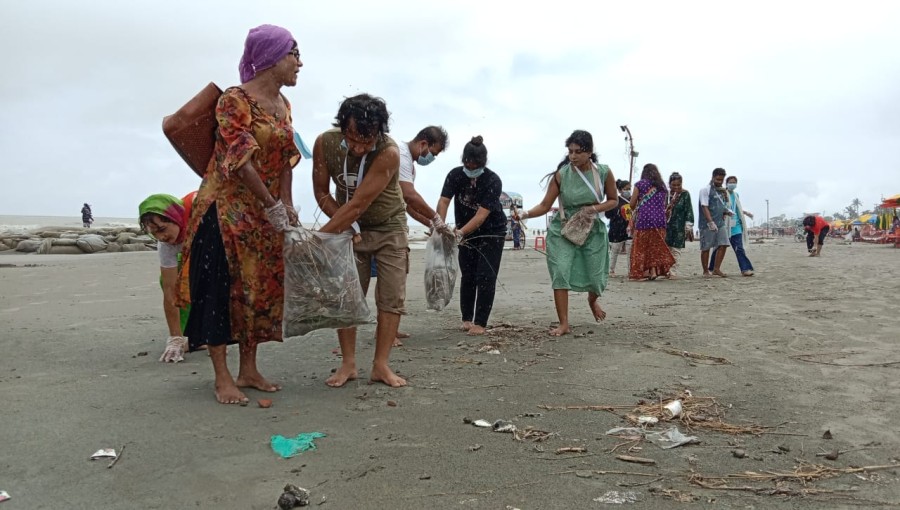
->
xmin=424 ymin=231 xmax=458 ymax=311
xmin=282 ymin=228 xmax=370 ymax=337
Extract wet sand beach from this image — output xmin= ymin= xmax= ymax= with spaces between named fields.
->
xmin=1 ymin=238 xmax=898 ymax=509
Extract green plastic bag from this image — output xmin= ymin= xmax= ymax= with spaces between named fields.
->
xmin=270 ymin=432 xmax=327 ymax=459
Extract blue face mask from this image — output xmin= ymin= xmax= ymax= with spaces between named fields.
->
xmin=463 ymin=166 xmax=484 ymax=179
xmin=417 ymin=151 xmax=435 ymax=166
xmin=726 ymin=183 xmax=737 ymax=191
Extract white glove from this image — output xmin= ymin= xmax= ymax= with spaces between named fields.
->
xmin=430 ymin=214 xmax=452 ymax=236
xmin=453 ymin=228 xmax=465 ymax=245
xmin=159 ymin=336 xmax=187 ymax=363
xmin=707 ymin=221 xmax=718 ymax=232
xmin=686 ymin=222 xmax=693 ymax=229
xmin=265 ymin=200 xmax=290 ymax=232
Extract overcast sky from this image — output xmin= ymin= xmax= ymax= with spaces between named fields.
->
xmin=2 ymin=0 xmax=898 ymax=225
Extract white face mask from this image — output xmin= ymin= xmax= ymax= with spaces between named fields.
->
xmin=621 ymin=190 xmax=632 ymax=199
xmin=727 ymin=183 xmax=737 ymax=191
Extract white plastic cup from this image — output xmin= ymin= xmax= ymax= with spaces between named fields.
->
xmin=663 ymin=400 xmax=683 ymax=418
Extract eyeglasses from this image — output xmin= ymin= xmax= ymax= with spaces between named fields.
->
xmin=288 ymin=49 xmax=300 ymax=60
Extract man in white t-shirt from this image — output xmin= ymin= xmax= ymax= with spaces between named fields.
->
xmin=377 ymin=126 xmax=450 ymax=346
xmin=398 ymin=126 xmax=450 ymax=228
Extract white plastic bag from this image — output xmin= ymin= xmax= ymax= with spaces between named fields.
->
xmin=424 ymin=231 xmax=458 ymax=311
xmin=282 ymin=228 xmax=370 ymax=337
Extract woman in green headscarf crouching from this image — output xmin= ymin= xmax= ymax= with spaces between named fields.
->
xmin=138 ymin=192 xmax=197 ymax=362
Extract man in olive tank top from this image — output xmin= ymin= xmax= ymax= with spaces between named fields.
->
xmin=313 ymin=93 xmax=409 ymax=388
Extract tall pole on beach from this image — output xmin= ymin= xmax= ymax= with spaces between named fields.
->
xmin=620 ymin=125 xmax=636 ymax=183
xmin=765 ymin=199 xmax=770 ymax=238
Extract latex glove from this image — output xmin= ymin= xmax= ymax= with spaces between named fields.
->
xmin=707 ymin=221 xmax=718 ymax=232
xmin=159 ymin=336 xmax=187 ymax=363
xmin=430 ymin=214 xmax=453 ymax=236
xmin=453 ymin=228 xmax=465 ymax=245
xmin=285 ymin=205 xmax=299 ymax=226
xmin=265 ymin=200 xmax=290 ymax=232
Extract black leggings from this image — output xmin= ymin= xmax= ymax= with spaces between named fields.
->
xmin=458 ymin=235 xmax=504 ymax=327
xmin=806 ymin=226 xmax=829 ymax=250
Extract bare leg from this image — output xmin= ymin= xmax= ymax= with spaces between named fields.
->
xmin=713 ymin=247 xmax=729 ymax=277
xmin=701 ymin=250 xmax=711 ymax=277
xmin=370 ymin=310 xmax=407 ymax=387
xmin=549 ymin=289 xmax=571 ymax=336
xmin=326 ymin=327 xmax=358 ymax=387
xmin=236 ymin=344 xmax=281 ymax=392
xmin=588 ymin=292 xmax=607 ymax=321
xmin=209 ymin=345 xmax=247 ymax=405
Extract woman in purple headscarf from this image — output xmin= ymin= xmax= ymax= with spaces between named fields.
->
xmin=178 ymin=24 xmax=303 ymax=405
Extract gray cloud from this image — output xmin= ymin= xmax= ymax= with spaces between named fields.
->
xmin=1 ymin=0 xmax=898 ymax=224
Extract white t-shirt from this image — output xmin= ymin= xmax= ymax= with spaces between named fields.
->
xmin=698 ymin=185 xmax=711 ymax=207
xmin=158 ymin=241 xmax=182 ymax=269
xmin=398 ymin=142 xmax=415 ymax=184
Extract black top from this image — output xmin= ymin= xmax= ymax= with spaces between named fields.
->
xmin=441 ymin=167 xmax=508 ymax=238
xmin=605 ymin=196 xmax=631 ymax=243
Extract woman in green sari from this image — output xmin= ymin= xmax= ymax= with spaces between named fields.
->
xmin=516 ymin=130 xmax=618 ymax=336
xmin=664 ymin=172 xmax=694 ymax=278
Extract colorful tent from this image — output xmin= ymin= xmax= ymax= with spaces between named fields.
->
xmin=880 ymin=193 xmax=900 ymax=209
xmin=858 ymin=214 xmax=877 ymax=224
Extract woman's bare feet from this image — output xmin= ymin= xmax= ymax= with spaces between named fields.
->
xmin=713 ymin=269 xmax=728 ymax=277
xmin=236 ymin=372 xmax=282 ymax=392
xmin=461 ymin=321 xmax=474 ymax=331
xmin=590 ymin=301 xmax=607 ymax=322
xmin=370 ymin=363 xmax=407 ymax=388
xmin=325 ymin=363 xmax=358 ymax=388
xmin=466 ymin=325 xmax=486 ymax=336
xmin=549 ymin=325 xmax=571 ymax=337
xmin=702 ymin=271 xmax=712 ymax=278
xmin=215 ymin=380 xmax=248 ymax=405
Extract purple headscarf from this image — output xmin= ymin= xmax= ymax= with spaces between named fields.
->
xmin=238 ymin=24 xmax=296 ymax=84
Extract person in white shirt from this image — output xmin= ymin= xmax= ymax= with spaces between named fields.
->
xmin=393 ymin=126 xmax=451 ymax=345
xmin=398 ymin=126 xmax=450 ymax=227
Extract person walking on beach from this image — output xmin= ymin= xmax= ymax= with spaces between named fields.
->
xmin=390 ymin=126 xmax=452 ymax=345
xmin=698 ymin=168 xmax=732 ymax=277
xmin=628 ymin=164 xmax=676 ymax=280
xmin=709 ymin=175 xmax=755 ymax=276
xmin=606 ymin=179 xmax=632 ymax=277
xmin=802 ymin=214 xmax=830 ymax=256
xmin=510 ymin=205 xmax=524 ymax=250
xmin=516 ymin=130 xmax=617 ymax=336
xmin=313 ymin=94 xmax=409 ymax=388
xmin=437 ymin=136 xmax=508 ymax=336
xmin=81 ymin=203 xmax=93 ymax=228
xmin=665 ymin=172 xmax=693 ymax=278
xmin=139 ymin=192 xmax=199 ymax=363
xmin=177 ymin=24 xmax=302 ymax=405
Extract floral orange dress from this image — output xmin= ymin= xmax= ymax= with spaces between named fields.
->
xmin=179 ymin=87 xmax=300 ymax=350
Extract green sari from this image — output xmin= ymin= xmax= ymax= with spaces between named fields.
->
xmin=546 ymin=163 xmax=610 ymax=295
xmin=665 ymin=191 xmax=694 ymax=249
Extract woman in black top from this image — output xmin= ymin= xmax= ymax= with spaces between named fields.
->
xmin=437 ymin=136 xmax=507 ymax=336
xmin=605 ymin=179 xmax=632 ymax=277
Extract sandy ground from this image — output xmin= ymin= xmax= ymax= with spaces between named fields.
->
xmin=1 ymin=238 xmax=898 ymax=509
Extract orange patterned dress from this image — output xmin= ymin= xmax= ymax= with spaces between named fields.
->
xmin=180 ymin=87 xmax=300 ymax=349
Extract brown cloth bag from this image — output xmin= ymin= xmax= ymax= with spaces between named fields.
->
xmin=162 ymin=82 xmax=223 ymax=177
